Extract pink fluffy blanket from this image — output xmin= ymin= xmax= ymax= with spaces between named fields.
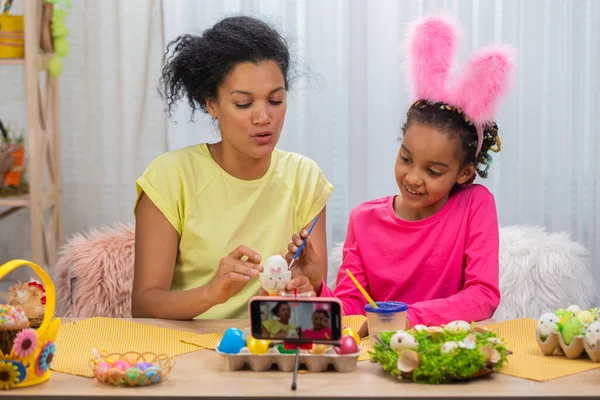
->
xmin=53 ymin=222 xmax=135 ymax=318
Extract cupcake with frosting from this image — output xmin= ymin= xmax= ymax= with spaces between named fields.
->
xmin=0 ymin=304 xmax=30 ymax=355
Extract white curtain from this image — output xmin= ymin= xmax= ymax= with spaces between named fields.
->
xmin=0 ymin=0 xmax=167 ymax=281
xmin=163 ymin=0 xmax=600 ymax=285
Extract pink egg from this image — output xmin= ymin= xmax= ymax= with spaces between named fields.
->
xmin=112 ymin=360 xmax=131 ymax=371
xmin=95 ymin=361 xmax=112 ymax=381
xmin=335 ymin=335 xmax=360 ymax=355
xmin=96 ymin=361 xmax=112 ymax=373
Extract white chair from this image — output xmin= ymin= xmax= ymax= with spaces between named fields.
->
xmin=327 ymin=225 xmax=598 ymax=320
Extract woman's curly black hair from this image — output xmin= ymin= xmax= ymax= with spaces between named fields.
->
xmin=271 ymin=302 xmax=290 ymax=316
xmin=401 ymin=101 xmax=501 ymax=182
xmin=158 ymin=16 xmax=291 ymax=118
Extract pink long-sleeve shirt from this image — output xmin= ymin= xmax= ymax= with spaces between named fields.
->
xmin=321 ymin=184 xmax=500 ymax=326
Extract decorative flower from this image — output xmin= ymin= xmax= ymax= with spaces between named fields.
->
xmin=35 ymin=341 xmax=56 ymax=376
xmin=0 ymin=361 xmax=21 ymax=390
xmin=12 ymin=329 xmax=38 ymax=358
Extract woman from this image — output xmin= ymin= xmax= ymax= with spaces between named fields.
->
xmin=132 ymin=16 xmax=333 ymax=320
xmin=261 ymin=302 xmax=300 ymax=339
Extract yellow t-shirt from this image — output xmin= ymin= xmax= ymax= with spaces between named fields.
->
xmin=134 ymin=143 xmax=333 ymax=319
xmin=262 ymin=319 xmax=297 ymax=337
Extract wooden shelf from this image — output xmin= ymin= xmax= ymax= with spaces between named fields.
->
xmin=0 ymin=194 xmax=30 ymax=207
xmin=0 ymin=58 xmax=25 ymax=65
xmin=0 ymin=0 xmax=63 ymax=270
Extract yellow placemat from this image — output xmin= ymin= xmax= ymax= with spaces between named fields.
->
xmin=53 ymin=318 xmax=204 ymax=377
xmin=487 ymin=318 xmax=600 ymax=381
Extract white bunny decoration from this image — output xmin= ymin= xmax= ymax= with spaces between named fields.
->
xmin=259 ymin=255 xmax=292 ymax=295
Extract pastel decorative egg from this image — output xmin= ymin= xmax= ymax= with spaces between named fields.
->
xmin=441 ymin=341 xmax=459 ymax=354
xmin=334 ymin=335 xmax=360 ymax=355
xmin=144 ymin=366 xmax=161 ymax=383
xmin=567 ymin=305 xmax=582 ymax=313
xmin=342 ymin=327 xmax=360 ymax=346
xmin=125 ymin=368 xmax=145 ymax=386
xmin=537 ymin=312 xmax=559 ymax=339
xmin=95 ymin=361 xmax=112 ymax=373
xmin=444 ymin=320 xmax=471 ymax=333
xmin=487 ymin=337 xmax=502 ymax=346
xmin=577 ymin=310 xmax=595 ymax=326
xmin=112 ymin=360 xmax=131 ymax=371
xmin=246 ymin=336 xmax=270 ymax=354
xmin=585 ymin=321 xmax=600 ymax=349
xmin=135 ymin=362 xmax=154 ymax=371
xmin=218 ymin=328 xmax=246 ymax=354
xmin=389 ymin=330 xmax=419 ymax=351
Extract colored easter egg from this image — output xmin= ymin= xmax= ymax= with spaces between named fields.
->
xmin=277 ymin=344 xmax=296 ymax=354
xmin=246 ymin=336 xmax=270 ymax=354
xmin=144 ymin=366 xmax=161 ymax=383
xmin=48 ymin=56 xmax=63 ymax=78
xmin=308 ymin=344 xmax=330 ymax=355
xmin=124 ymin=368 xmax=145 ymax=386
xmin=342 ymin=327 xmax=360 ymax=346
xmin=217 ymin=328 xmax=245 ymax=354
xmin=95 ymin=361 xmax=112 ymax=373
xmin=135 ymin=361 xmax=154 ymax=371
xmin=112 ymin=360 xmax=131 ymax=371
xmin=335 ymin=335 xmax=360 ymax=355
xmin=53 ymin=36 xmax=69 ymax=57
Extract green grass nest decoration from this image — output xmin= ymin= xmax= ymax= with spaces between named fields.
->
xmin=370 ymin=323 xmax=511 ymax=384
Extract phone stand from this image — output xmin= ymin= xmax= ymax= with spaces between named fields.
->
xmin=280 ymin=291 xmax=340 ymax=391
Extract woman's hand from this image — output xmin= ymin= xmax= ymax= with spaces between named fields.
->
xmin=209 ymin=245 xmax=263 ymax=305
xmin=286 ymin=232 xmax=322 ymax=292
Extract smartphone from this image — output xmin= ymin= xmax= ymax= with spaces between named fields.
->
xmin=249 ymin=296 xmax=342 ymax=343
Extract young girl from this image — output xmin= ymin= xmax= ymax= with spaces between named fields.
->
xmin=132 ymin=16 xmax=333 ymax=320
xmin=287 ymin=15 xmax=515 ymax=328
xmin=301 ymin=309 xmax=333 ymax=340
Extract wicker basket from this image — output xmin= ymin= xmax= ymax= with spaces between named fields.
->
xmin=89 ymin=351 xmax=175 ymax=387
xmin=0 ymin=259 xmax=61 ymax=390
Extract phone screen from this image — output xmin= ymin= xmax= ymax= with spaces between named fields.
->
xmin=250 ymin=299 xmax=342 ymax=342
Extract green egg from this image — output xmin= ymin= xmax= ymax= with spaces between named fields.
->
xmin=562 ymin=317 xmax=584 ymax=345
xmin=53 ymin=37 xmax=69 ymax=57
xmin=124 ymin=368 xmax=145 ymax=386
xmin=48 ymin=56 xmax=63 ymax=78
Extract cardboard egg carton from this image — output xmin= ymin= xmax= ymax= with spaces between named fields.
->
xmin=536 ymin=333 xmax=600 ymax=362
xmin=216 ymin=345 xmax=361 ymax=373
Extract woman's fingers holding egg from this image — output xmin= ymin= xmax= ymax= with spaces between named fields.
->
xmin=225 ymin=261 xmax=261 ymax=278
xmin=225 ymin=271 xmax=252 ymax=282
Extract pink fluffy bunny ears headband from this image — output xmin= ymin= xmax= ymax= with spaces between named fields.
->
xmin=404 ymin=14 xmax=516 ymax=156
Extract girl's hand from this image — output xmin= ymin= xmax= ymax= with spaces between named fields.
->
xmin=286 ymin=232 xmax=322 ymax=292
xmin=258 ymin=275 xmax=316 ymax=297
xmin=209 ymin=245 xmax=263 ymax=305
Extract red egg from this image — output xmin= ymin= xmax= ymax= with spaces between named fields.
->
xmin=335 ymin=335 xmax=360 ymax=355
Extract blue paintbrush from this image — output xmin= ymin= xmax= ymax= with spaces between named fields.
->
xmin=288 ymin=216 xmax=319 ymax=270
